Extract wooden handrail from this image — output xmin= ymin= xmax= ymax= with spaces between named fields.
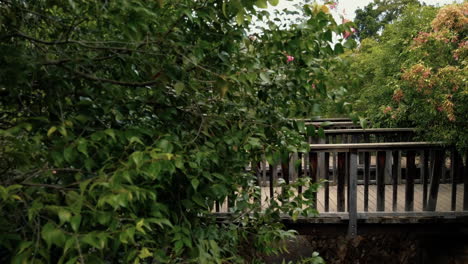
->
xmin=309 ymin=142 xmax=446 ymax=151
xmin=323 ymin=128 xmax=416 ymax=134
xmin=306 ymin=121 xmax=357 ymax=126
xmin=292 ymin=117 xmax=352 ymax=122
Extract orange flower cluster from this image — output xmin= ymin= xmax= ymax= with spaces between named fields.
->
xmin=401 ymin=64 xmax=434 ymax=93
xmin=392 ymin=88 xmax=404 ymax=103
xmin=441 ymin=95 xmax=456 ymax=122
xmin=431 ymin=3 xmax=468 ymax=33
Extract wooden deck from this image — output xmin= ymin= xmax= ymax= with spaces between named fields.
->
xmin=215 ymin=184 xmax=465 ymax=213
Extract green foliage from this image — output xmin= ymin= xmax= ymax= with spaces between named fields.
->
xmin=0 ymin=0 xmax=348 ymax=262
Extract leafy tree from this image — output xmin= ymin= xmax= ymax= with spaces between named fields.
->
xmin=0 ymin=0 xmax=349 ymax=263
xmin=354 ymin=0 xmax=421 ymax=40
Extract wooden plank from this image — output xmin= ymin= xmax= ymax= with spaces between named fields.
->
xmin=392 ymin=151 xmax=400 ymax=211
xmin=324 ymin=152 xmax=330 ymax=212
xmin=364 ymin=152 xmax=370 ymax=212
xmin=426 ymin=150 xmax=444 ymax=211
xmin=309 ymin=152 xmax=318 ymax=209
xmin=406 ymin=151 xmax=416 ymax=211
xmin=337 ymin=152 xmax=346 ymax=212
xmin=376 ymin=151 xmax=386 ymax=211
xmin=348 ymin=150 xmax=358 ymax=238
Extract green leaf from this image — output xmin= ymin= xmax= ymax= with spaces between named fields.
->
xmin=255 ymin=0 xmax=268 ymax=8
xmin=41 ymin=222 xmax=66 ymax=248
xmin=268 ymin=0 xmax=279 ymax=6
xmin=104 ymin=129 xmax=116 ymax=141
xmin=47 ymin=126 xmax=57 ymax=137
xmin=235 ymin=12 xmax=244 ymax=25
xmin=77 ymin=139 xmax=88 ymax=157
xmin=191 ymin=178 xmax=200 ymax=190
xmin=334 ymin=43 xmax=344 ymax=54
xmin=131 ymin=151 xmax=145 ymax=168
xmin=70 ymin=215 xmax=81 ymax=232
xmin=58 ymin=209 xmax=72 ymax=225
xmin=259 ymin=72 xmax=270 ymax=83
xmin=58 ymin=126 xmax=68 ymax=137
xmin=139 ymin=247 xmax=153 ymax=259
xmin=64 ymin=147 xmax=75 ymax=162
xmin=174 ymin=82 xmax=185 ymax=96
xmin=192 ymin=193 xmax=206 ymax=208
xmin=343 ymin=38 xmax=357 ymax=49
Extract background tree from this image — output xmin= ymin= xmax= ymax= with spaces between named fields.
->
xmin=354 ymin=0 xmax=422 ymax=40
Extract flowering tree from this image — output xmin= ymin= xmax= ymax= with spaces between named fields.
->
xmin=346 ymin=2 xmax=467 ymax=151
xmin=0 ymin=0 xmax=348 ymax=263
xmin=385 ymin=3 xmax=467 ymax=151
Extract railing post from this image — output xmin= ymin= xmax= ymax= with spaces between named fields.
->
xmin=348 ymin=149 xmax=358 ymax=238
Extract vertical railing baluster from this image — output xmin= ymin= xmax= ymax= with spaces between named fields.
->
xmin=406 ymin=151 xmax=416 ymax=211
xmin=376 ymin=151 xmax=386 ymax=211
xmin=348 ymin=149 xmax=358 ymax=238
xmin=364 ymin=151 xmax=370 ymax=212
xmin=392 ymin=151 xmax=400 ymax=212
xmin=427 ymin=149 xmax=444 ymax=211
xmin=309 ymin=151 xmax=318 ymax=210
xmin=450 ymin=149 xmax=459 ymax=211
xmin=298 ymin=152 xmax=303 ymax=194
xmin=337 ymin=152 xmax=346 ymax=212
xmin=324 ymin=152 xmax=330 ymax=212
xmin=423 ymin=150 xmax=430 ymax=210
xmin=463 ymin=154 xmax=468 ymax=211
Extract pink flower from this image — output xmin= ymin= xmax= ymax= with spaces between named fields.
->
xmin=286 ymin=55 xmax=295 ymax=63
xmin=311 ymin=83 xmax=316 ymax=89
xmin=343 ymin=31 xmax=351 ymax=39
xmin=327 ymin=1 xmax=338 ymax=10
xmin=383 ymin=106 xmax=392 ymax=114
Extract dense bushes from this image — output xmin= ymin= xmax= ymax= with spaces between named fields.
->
xmin=0 ymin=1 xmax=348 ymax=263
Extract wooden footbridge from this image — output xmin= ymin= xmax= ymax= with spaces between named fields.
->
xmin=215 ymin=119 xmax=468 ymax=237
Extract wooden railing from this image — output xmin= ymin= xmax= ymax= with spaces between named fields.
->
xmin=214 ymin=121 xmax=468 ymax=236
xmin=214 ymin=141 xmax=468 ymax=236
